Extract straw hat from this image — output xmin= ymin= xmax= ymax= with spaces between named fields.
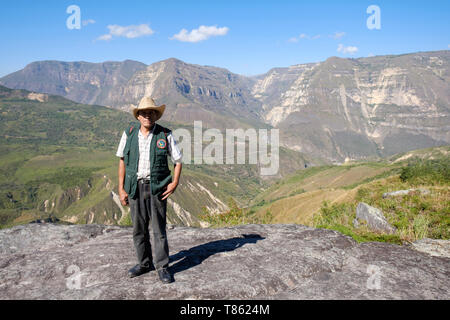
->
xmin=131 ymin=96 xmax=166 ymax=120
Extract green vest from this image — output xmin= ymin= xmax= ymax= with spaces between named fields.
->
xmin=123 ymin=123 xmax=172 ymax=198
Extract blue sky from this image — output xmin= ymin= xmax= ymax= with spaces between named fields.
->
xmin=0 ymin=0 xmax=449 ymax=77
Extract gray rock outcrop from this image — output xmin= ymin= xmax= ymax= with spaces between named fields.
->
xmin=410 ymin=238 xmax=450 ymax=258
xmin=382 ymin=188 xmax=431 ymax=199
xmin=0 ymin=223 xmax=448 ymax=300
xmin=354 ymin=202 xmax=397 ymax=234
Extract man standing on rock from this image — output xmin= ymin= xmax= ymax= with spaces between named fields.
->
xmin=116 ymin=96 xmax=182 ymax=284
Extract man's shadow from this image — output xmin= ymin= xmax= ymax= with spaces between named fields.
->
xmin=169 ymin=234 xmax=264 ymax=275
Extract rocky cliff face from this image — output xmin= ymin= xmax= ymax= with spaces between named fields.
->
xmin=1 ymin=51 xmax=449 ymax=162
xmin=254 ymin=51 xmax=450 ymax=162
xmin=0 ymin=58 xmax=263 ymax=130
xmin=107 ymin=58 xmax=263 ymax=128
xmin=0 ymin=60 xmax=147 ymax=106
xmin=0 ymin=223 xmax=448 ymax=299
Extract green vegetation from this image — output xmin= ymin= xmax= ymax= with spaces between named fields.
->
xmin=119 ymin=212 xmax=133 ymax=227
xmin=313 ymin=201 xmax=403 ymax=244
xmin=1 ymin=85 xmax=448 ymax=247
xmin=206 ymin=151 xmax=449 ymax=245
xmin=0 ymin=144 xmax=115 ymax=228
xmin=0 ymin=88 xmax=279 ymax=229
xmin=0 ymin=87 xmax=137 ymax=228
xmin=341 ymin=166 xmax=402 ymax=190
xmin=312 ymin=156 xmax=449 ymax=244
xmin=199 ymin=198 xmax=273 ymax=227
xmin=27 ymin=167 xmax=102 ymax=190
xmin=0 ymin=94 xmax=135 ymax=148
xmin=283 ymin=165 xmax=335 ymax=185
xmin=1 ymin=84 xmax=322 ymax=229
xmin=399 ymin=157 xmax=450 ymax=185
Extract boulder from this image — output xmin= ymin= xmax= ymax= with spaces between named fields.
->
xmin=355 ymin=202 xmax=396 ymax=234
xmin=0 ymin=223 xmax=448 ymax=299
xmin=382 ymin=188 xmax=430 ymax=199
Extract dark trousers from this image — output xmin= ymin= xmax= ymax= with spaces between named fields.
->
xmin=129 ymin=180 xmax=169 ymax=270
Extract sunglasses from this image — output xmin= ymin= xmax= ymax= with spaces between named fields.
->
xmin=138 ymin=110 xmax=157 ymax=118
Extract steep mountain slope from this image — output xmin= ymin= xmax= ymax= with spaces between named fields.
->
xmin=253 ymin=51 xmax=450 ymax=161
xmin=0 ymin=58 xmax=264 ymax=130
xmin=108 ymin=58 xmax=264 ymax=129
xmin=243 ymin=145 xmax=449 ymax=243
xmin=0 ymin=60 xmax=147 ymax=106
xmin=0 ymin=85 xmax=313 ymax=228
xmin=1 ymin=51 xmax=449 ymax=162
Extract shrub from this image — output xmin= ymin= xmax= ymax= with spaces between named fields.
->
xmin=199 ymin=198 xmax=273 ymax=227
xmin=413 ymin=214 xmax=429 ymax=240
xmin=400 ymin=157 xmax=450 ymax=185
xmin=120 ymin=212 xmax=133 ymax=227
xmin=314 ymin=201 xmax=354 ymax=227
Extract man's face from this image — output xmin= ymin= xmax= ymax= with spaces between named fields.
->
xmin=137 ymin=109 xmax=158 ymax=128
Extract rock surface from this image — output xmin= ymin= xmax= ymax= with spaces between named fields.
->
xmin=355 ymin=202 xmax=397 ymax=234
xmin=0 ymin=223 xmax=448 ymax=300
xmin=382 ymin=188 xmax=431 ymax=199
xmin=410 ymin=238 xmax=450 ymax=258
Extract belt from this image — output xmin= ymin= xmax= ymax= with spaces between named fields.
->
xmin=138 ymin=179 xmax=151 ymax=184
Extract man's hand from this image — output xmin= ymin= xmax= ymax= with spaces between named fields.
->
xmin=161 ymin=163 xmax=182 ymax=201
xmin=161 ymin=181 xmax=178 ymax=200
xmin=118 ymin=158 xmax=128 ymax=206
xmin=119 ymin=188 xmax=129 ymax=206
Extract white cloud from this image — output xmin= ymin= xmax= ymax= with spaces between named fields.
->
xmin=290 ymin=31 xmax=346 ymax=43
xmin=331 ymin=32 xmax=346 ymax=39
xmin=97 ymin=24 xmax=154 ymax=41
xmin=82 ymin=19 xmax=96 ymax=26
xmin=97 ymin=34 xmax=112 ymax=41
xmin=299 ymin=33 xmax=308 ymax=39
xmin=337 ymin=43 xmax=358 ymax=55
xmin=170 ymin=25 xmax=229 ymax=43
xmin=288 ymin=33 xmax=322 ymax=43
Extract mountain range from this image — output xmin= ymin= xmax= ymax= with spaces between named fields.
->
xmin=2 ymin=50 xmax=449 ymax=163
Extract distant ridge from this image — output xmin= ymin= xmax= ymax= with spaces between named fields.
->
xmin=1 ymin=50 xmax=449 ymax=162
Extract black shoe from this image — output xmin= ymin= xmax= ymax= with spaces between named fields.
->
xmin=158 ymin=268 xmax=173 ymax=284
xmin=128 ymin=264 xmax=154 ymax=278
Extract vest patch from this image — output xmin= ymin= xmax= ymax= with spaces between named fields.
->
xmin=157 ymin=138 xmax=167 ymax=149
